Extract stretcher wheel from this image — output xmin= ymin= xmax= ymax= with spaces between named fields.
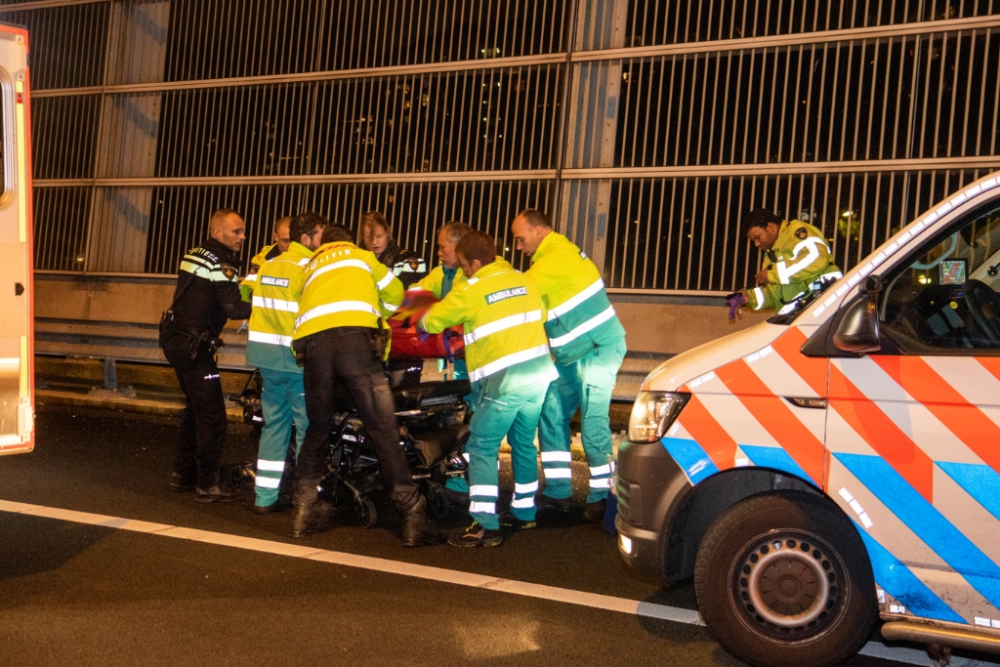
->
xmin=356 ymin=499 xmax=378 ymax=528
xmin=426 ymin=488 xmax=450 ymax=520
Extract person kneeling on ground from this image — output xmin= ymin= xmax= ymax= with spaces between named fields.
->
xmin=419 ymin=231 xmax=557 ymax=547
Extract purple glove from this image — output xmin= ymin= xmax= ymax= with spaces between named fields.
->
xmin=725 ymin=292 xmax=747 ymax=322
xmin=416 ymin=329 xmax=431 ymax=343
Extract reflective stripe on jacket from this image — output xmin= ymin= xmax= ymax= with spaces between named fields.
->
xmin=246 ymin=241 xmax=312 ymax=372
xmin=746 ymin=219 xmax=842 ymax=311
xmin=408 ymin=256 xmax=515 ymax=298
xmin=526 ymin=233 xmax=626 ymax=365
xmin=419 ymin=261 xmax=557 ymax=393
xmin=292 ymin=241 xmax=403 ymax=341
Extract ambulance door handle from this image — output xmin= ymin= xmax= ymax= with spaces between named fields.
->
xmin=14 ymin=282 xmax=24 ymax=295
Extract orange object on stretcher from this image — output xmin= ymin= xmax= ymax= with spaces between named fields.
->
xmin=388 ymin=291 xmax=465 ymax=361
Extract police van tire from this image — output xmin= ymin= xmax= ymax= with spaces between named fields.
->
xmin=694 ymin=492 xmax=877 ymax=667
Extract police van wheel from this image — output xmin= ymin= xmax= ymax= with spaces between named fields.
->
xmin=694 ymin=492 xmax=877 ymax=667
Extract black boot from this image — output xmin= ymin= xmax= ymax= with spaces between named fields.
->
xmin=290 ymin=501 xmax=315 ymax=538
xmin=400 ymin=496 xmax=447 ymax=548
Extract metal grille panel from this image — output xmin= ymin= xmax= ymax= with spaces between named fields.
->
xmin=31 ymin=95 xmax=101 ymax=179
xmin=2 ymin=3 xmax=109 ymax=90
xmin=612 ymin=30 xmax=1000 ymax=168
xmin=603 ymin=169 xmax=992 ymax=291
xmin=623 ymin=0 xmax=1000 ymax=46
xmin=143 ymin=180 xmax=553 ymax=275
xmin=32 ymin=186 xmax=91 ymax=271
xmin=163 ymin=0 xmax=568 ymax=82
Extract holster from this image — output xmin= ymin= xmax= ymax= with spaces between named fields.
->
xmin=186 ymin=330 xmax=223 ymax=361
xmin=158 ymin=309 xmax=176 ymax=348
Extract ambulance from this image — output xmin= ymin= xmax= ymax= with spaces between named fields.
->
xmin=617 ymin=171 xmax=1000 ymax=667
xmin=0 ymin=22 xmax=34 ymax=456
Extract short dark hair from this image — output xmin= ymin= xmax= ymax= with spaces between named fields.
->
xmin=744 ymin=209 xmax=782 ymax=236
xmin=517 ymin=208 xmax=551 ymax=229
xmin=455 ymin=231 xmax=497 ymax=266
xmin=290 ymin=211 xmax=328 ymax=242
xmin=321 ymin=224 xmax=354 ymax=244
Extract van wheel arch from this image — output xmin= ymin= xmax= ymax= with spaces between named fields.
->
xmin=662 ymin=468 xmax=824 ymax=582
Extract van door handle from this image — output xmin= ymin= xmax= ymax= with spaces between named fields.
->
xmin=14 ymin=282 xmax=24 ymax=295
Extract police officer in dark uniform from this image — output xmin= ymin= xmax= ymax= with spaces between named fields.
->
xmin=159 ymin=208 xmax=253 ymax=502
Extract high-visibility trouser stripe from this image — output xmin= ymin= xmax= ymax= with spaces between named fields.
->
xmin=470 ymin=485 xmax=499 ymax=498
xmin=295 ymin=301 xmax=378 ymax=328
xmin=376 ymin=272 xmax=395 ymax=290
xmin=544 ymin=469 xmax=572 ymax=479
xmin=255 ymin=477 xmax=281 ymax=489
xmin=590 ymin=463 xmax=614 ymax=476
xmin=547 ymin=278 xmax=605 ymax=321
xmin=258 ymin=459 xmax=285 ymax=472
xmin=751 ymin=287 xmax=765 ymax=310
xmin=548 ymin=306 xmax=616 ymax=348
xmin=252 ymin=296 xmax=299 ymax=313
xmin=514 ymin=481 xmax=539 ymax=494
xmin=469 ymin=501 xmax=496 ymax=514
xmin=510 ymin=497 xmax=535 ymax=509
xmin=541 ymin=451 xmax=571 ymax=463
xmin=467 ymin=344 xmax=550 ymax=383
xmin=304 ymin=259 xmax=372 ymax=289
xmin=248 ymin=331 xmax=293 ymax=346
xmin=464 ymin=310 xmax=543 ymax=346
xmin=589 ymin=478 xmax=611 ymax=489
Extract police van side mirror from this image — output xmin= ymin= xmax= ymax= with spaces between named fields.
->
xmin=833 ymin=274 xmax=883 ymax=354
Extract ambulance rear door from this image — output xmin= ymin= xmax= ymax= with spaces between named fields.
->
xmin=825 ymin=183 xmax=1000 ymax=628
xmin=0 ymin=23 xmax=33 ymax=455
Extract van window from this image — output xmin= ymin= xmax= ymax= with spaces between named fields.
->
xmin=880 ymin=202 xmax=1000 ymax=353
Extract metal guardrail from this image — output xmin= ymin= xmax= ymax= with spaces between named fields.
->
xmin=34 ymin=317 xmax=668 ymax=402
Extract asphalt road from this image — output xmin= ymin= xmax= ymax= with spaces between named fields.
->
xmin=0 ymin=405 xmax=994 ymax=667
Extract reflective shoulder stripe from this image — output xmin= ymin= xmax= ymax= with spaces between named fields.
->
xmin=295 ymin=301 xmax=379 ymax=328
xmin=183 ymin=253 xmax=214 ymax=269
xmin=547 ymin=278 xmax=605 ymax=321
xmin=298 ymin=258 xmax=311 ymax=266
xmin=304 ymin=259 xmax=373 ymax=289
xmin=468 ymin=344 xmax=550 ymax=382
xmin=548 ymin=306 xmax=616 ymax=348
xmin=464 ymin=310 xmax=542 ymax=346
xmin=251 ymin=296 xmax=299 ymax=313
xmin=247 ymin=330 xmax=293 ymax=346
xmin=376 ymin=272 xmax=395 ymax=290
xmin=180 ymin=260 xmax=211 ymax=278
xmin=209 ymin=269 xmax=237 ymax=283
xmin=381 ymin=299 xmax=401 ymax=312
xmin=466 ymin=277 xmax=479 ymax=285
xmin=776 ymin=238 xmax=823 ymax=285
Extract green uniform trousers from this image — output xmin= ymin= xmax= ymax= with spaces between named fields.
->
xmin=467 ymin=381 xmax=547 ymax=530
xmin=256 ymin=366 xmax=308 ymax=507
xmin=444 ymin=357 xmax=471 ymax=495
xmin=539 ymin=337 xmax=626 ymax=503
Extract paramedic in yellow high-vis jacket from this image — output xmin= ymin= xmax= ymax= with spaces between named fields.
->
xmin=420 ymin=231 xmax=558 ymax=548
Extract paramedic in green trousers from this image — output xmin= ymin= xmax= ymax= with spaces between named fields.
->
xmin=511 ymin=209 xmax=628 ymax=522
xmin=244 ymin=212 xmax=327 ymax=513
xmin=419 ymin=231 xmax=557 ymax=547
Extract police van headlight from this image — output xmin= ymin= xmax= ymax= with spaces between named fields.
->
xmin=628 ymin=392 xmax=689 ymax=443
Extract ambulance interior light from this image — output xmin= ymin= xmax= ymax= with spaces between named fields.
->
xmin=628 ymin=391 xmax=689 ymax=443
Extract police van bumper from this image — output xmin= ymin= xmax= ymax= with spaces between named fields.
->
xmin=614 ymin=436 xmax=692 ymax=580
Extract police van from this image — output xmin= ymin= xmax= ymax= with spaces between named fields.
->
xmin=616 ymin=171 xmax=1000 ymax=667
xmin=0 ymin=22 xmax=34 ymax=456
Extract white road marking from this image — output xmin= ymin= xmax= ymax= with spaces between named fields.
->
xmin=0 ymin=499 xmax=991 ymax=666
